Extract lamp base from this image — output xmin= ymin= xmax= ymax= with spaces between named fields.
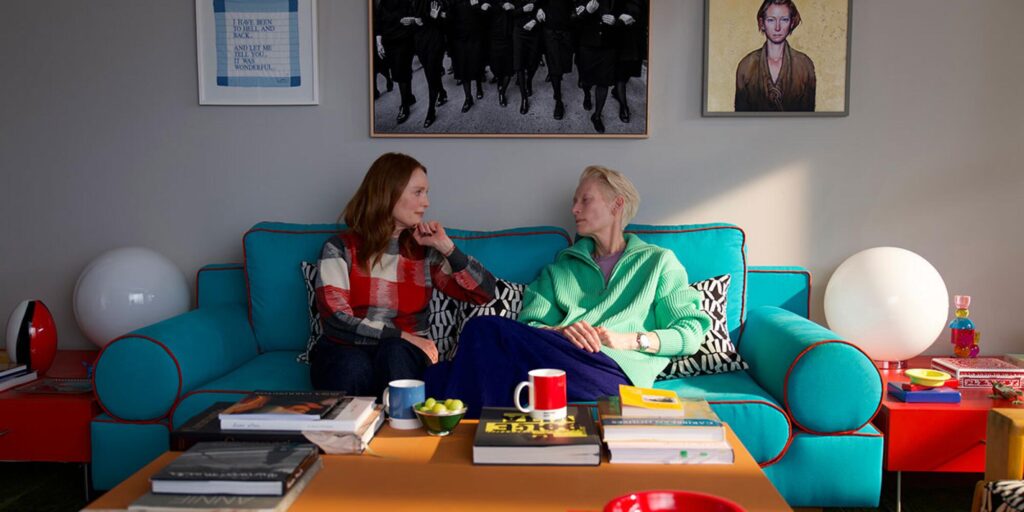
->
xmin=873 ymin=360 xmax=908 ymax=370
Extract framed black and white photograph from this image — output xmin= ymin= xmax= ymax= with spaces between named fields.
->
xmin=196 ymin=0 xmax=319 ymax=105
xmin=370 ymin=0 xmax=650 ymax=138
xmin=703 ymin=0 xmax=850 ymax=117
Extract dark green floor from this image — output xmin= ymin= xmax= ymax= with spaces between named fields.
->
xmin=0 ymin=462 xmax=979 ymax=511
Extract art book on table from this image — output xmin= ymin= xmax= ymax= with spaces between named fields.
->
xmin=598 ymin=396 xmax=725 ymax=443
xmin=931 ymin=357 xmax=1024 ymax=388
xmin=618 ymin=384 xmax=685 ymax=417
xmin=218 ymin=391 xmax=345 ymax=421
xmin=0 ymin=370 xmax=38 ymax=393
xmin=130 ymin=458 xmax=322 ymax=512
xmin=174 ymin=402 xmax=384 ymax=452
xmin=150 ymin=442 xmax=320 ymax=496
xmin=15 ymin=377 xmax=92 ymax=394
xmin=605 ymin=438 xmax=734 ymax=464
xmin=472 ymin=406 xmax=601 ymax=466
xmin=886 ymin=382 xmax=962 ymax=403
xmin=220 ymin=396 xmax=376 ymax=432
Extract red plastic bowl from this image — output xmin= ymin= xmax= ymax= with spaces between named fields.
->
xmin=603 ymin=490 xmax=746 ymax=512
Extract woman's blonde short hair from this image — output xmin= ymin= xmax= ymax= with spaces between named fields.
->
xmin=579 ymin=165 xmax=640 ymax=225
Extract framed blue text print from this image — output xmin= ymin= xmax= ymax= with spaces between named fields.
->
xmin=196 ymin=0 xmax=319 ymax=105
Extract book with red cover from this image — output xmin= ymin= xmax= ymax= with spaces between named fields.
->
xmin=931 ymin=357 xmax=1024 ymax=388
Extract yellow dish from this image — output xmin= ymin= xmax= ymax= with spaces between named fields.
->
xmin=905 ymin=368 xmax=952 ymax=387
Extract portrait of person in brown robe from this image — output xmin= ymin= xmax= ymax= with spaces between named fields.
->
xmin=734 ymin=0 xmax=815 ymax=112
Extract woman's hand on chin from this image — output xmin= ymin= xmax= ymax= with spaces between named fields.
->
xmin=412 ymin=221 xmax=455 ymax=255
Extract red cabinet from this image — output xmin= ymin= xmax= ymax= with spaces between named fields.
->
xmin=0 ymin=351 xmax=100 ymax=462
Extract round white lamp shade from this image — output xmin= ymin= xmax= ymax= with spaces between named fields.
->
xmin=824 ymin=247 xmax=948 ymax=363
xmin=73 ymin=247 xmax=190 ymax=348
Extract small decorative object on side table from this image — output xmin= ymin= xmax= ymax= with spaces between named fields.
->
xmin=873 ymin=355 xmax=1023 ymax=512
xmin=0 ymin=350 xmax=100 ymax=498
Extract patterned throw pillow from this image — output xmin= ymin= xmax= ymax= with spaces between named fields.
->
xmin=298 ymin=261 xmax=323 ymax=364
xmin=296 ymin=261 xmax=469 ymax=364
xmin=455 ymin=278 xmax=527 ymax=347
xmin=657 ymin=274 xmax=748 ymax=380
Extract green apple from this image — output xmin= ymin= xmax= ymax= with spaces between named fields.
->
xmin=443 ymin=398 xmax=456 ymax=409
xmin=423 ymin=398 xmax=437 ymax=409
xmin=431 ymin=403 xmax=448 ymax=414
xmin=448 ymin=399 xmax=464 ymax=411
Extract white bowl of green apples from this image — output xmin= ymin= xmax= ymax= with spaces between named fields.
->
xmin=412 ymin=397 xmax=467 ymax=436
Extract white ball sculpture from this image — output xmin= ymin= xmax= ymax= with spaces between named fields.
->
xmin=824 ymin=247 xmax=949 ymax=363
xmin=73 ymin=247 xmax=191 ymax=348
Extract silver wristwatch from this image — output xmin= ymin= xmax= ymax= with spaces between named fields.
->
xmin=636 ymin=332 xmax=651 ymax=352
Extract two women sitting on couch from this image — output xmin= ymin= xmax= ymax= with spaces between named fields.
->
xmin=312 ymin=153 xmax=710 ymax=413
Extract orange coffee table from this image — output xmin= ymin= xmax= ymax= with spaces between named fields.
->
xmin=86 ymin=422 xmax=791 ymax=512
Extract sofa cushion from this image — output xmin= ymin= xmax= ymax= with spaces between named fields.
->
xmin=626 ymin=224 xmax=746 ymax=343
xmin=659 ymin=274 xmax=748 ymax=379
xmin=170 ymin=351 xmax=313 ymax=427
xmin=243 ymin=222 xmax=571 ymax=353
xmin=655 ymin=371 xmax=791 ymax=465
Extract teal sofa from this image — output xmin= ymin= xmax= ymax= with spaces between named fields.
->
xmin=90 ymin=222 xmax=883 ymax=507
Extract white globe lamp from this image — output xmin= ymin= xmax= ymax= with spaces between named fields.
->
xmin=73 ymin=247 xmax=191 ymax=348
xmin=824 ymin=247 xmax=948 ymax=367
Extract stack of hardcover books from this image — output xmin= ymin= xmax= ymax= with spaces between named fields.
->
xmin=129 ymin=442 xmax=322 ymax=512
xmin=472 ymin=406 xmax=602 ymax=465
xmin=931 ymin=357 xmax=1024 ymax=388
xmin=0 ymin=362 xmax=37 ymax=392
xmin=173 ymin=392 xmax=383 ymax=453
xmin=598 ymin=385 xmax=733 ymax=464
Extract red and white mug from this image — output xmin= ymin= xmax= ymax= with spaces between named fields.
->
xmin=514 ymin=369 xmax=567 ymax=421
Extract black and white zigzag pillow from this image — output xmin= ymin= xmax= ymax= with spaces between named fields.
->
xmin=297 ymin=261 xmax=465 ymax=364
xmin=657 ymin=274 xmax=748 ymax=379
xmin=430 ymin=289 xmax=465 ymax=362
xmin=298 ymin=261 xmax=323 ymax=364
xmin=458 ymin=279 xmax=526 ymax=335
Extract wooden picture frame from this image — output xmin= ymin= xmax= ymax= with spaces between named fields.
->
xmin=370 ymin=0 xmax=650 ymax=138
xmin=703 ymin=0 xmax=851 ymax=117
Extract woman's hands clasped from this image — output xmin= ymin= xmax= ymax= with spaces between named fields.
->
xmin=556 ymin=321 xmax=636 ymax=352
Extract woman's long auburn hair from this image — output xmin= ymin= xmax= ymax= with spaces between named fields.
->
xmin=341 ymin=153 xmax=425 ymax=272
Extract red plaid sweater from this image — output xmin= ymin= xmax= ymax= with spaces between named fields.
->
xmin=315 ymin=232 xmax=496 ymax=344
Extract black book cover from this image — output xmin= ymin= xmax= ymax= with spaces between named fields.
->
xmin=172 ymin=403 xmax=317 ymax=451
xmin=473 ymin=406 xmax=601 ymax=448
xmin=152 ymin=442 xmax=319 ymax=491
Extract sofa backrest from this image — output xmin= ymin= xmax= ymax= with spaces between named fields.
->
xmin=626 ymin=223 xmax=747 ymax=343
xmin=242 ymin=222 xmax=572 ymax=352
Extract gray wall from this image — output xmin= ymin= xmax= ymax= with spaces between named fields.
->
xmin=2 ymin=1 xmax=1022 ymax=356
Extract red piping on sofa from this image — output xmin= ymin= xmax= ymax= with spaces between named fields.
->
xmin=93 ymin=334 xmax=184 ymax=424
xmin=194 ymin=264 xmax=244 ymax=309
xmin=782 ymin=340 xmax=884 ymax=435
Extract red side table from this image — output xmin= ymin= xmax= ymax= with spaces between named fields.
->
xmin=0 ymin=350 xmax=100 ymax=496
xmin=873 ymin=355 xmax=1019 ymax=511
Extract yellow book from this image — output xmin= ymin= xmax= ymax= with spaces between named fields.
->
xmin=618 ymin=384 xmax=684 ymax=416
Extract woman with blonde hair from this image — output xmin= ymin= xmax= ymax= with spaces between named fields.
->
xmin=311 ymin=153 xmax=497 ymax=397
xmin=426 ymin=165 xmax=710 ymax=417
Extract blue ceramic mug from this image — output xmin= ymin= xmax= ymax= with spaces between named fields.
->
xmin=382 ymin=379 xmax=425 ymax=430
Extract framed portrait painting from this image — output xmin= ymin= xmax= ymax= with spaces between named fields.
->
xmin=703 ymin=0 xmax=851 ymax=117
xmin=196 ymin=0 xmax=319 ymax=105
xmin=370 ymin=0 xmax=650 ymax=138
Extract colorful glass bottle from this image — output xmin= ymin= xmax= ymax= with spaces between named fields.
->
xmin=949 ymin=295 xmax=979 ymax=358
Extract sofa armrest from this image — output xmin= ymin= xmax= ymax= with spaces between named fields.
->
xmin=196 ymin=263 xmax=246 ymax=309
xmin=747 ymin=266 xmax=811 ymax=319
xmin=739 ymin=306 xmax=882 ymax=434
xmin=93 ymin=304 xmax=258 ymax=422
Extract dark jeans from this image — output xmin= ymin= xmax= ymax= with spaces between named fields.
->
xmin=309 ymin=337 xmax=429 ymax=399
